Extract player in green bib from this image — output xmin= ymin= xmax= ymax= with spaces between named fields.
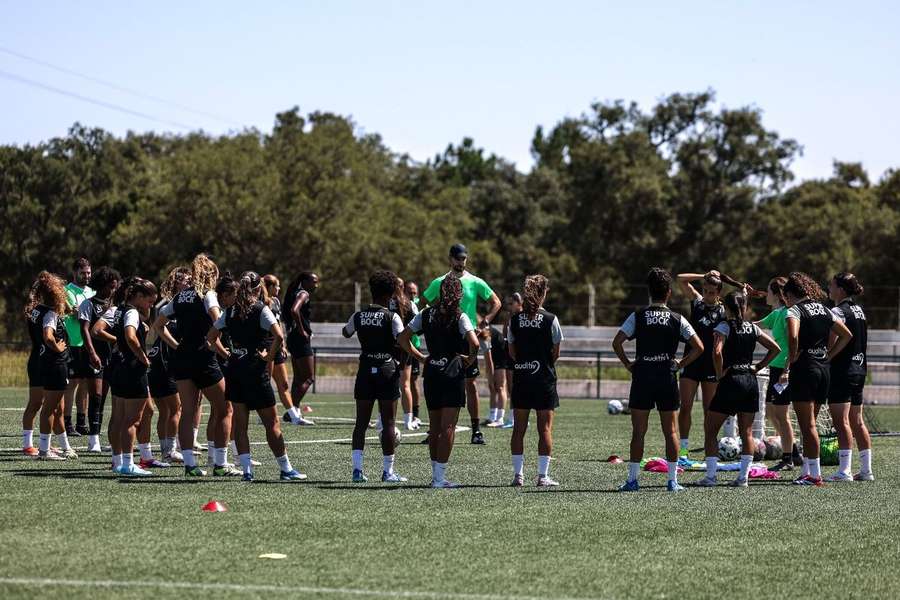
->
xmin=421 ymin=244 xmax=501 ymax=444
xmin=63 ymin=258 xmax=95 ymax=436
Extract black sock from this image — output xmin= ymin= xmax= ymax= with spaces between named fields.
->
xmin=792 ymin=444 xmax=801 ymax=457
xmin=76 ymin=412 xmax=86 ymax=428
xmin=412 ymin=405 xmax=419 ymax=419
xmin=781 ymin=453 xmax=791 ymax=462
xmin=64 ymin=415 xmax=73 ymax=428
xmin=471 ymin=418 xmax=480 ymax=432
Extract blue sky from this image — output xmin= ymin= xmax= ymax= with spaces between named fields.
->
xmin=2 ymin=1 xmax=898 ymax=181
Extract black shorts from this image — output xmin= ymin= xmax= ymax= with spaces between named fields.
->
xmin=410 ymin=357 xmax=420 ymax=378
xmin=423 ymin=363 xmax=466 ymax=410
xmin=172 ymin=348 xmax=223 ymax=389
xmin=629 ymin=365 xmax=679 ymax=411
xmin=41 ymin=360 xmax=68 ymax=391
xmin=110 ymin=362 xmax=150 ymax=399
xmin=511 ymin=378 xmax=559 ymax=410
xmin=828 ymin=372 xmax=865 ymax=406
xmin=708 ymin=372 xmax=759 ymax=416
xmin=286 ymin=331 xmax=313 ymax=358
xmin=354 ymin=361 xmax=401 ymax=403
xmin=491 ymin=350 xmax=512 ymax=371
xmin=765 ymin=366 xmax=790 ymax=406
xmin=67 ymin=346 xmax=98 ymax=379
xmin=274 ymin=348 xmax=287 ymax=365
xmin=27 ymin=352 xmax=42 ymax=388
xmin=225 ymin=360 xmax=276 ymax=410
xmin=148 ymin=363 xmax=178 ymax=399
xmin=789 ymin=365 xmax=830 ymax=405
xmin=681 ymin=354 xmax=717 ymax=383
xmin=465 ymin=361 xmax=480 ymax=379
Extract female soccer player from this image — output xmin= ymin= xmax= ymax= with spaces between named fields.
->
xmin=390 ymin=276 xmax=418 ymax=431
xmin=30 ymin=272 xmax=74 ymax=460
xmin=403 ymin=280 xmax=424 ymax=428
xmin=507 ymin=275 xmax=564 ymax=487
xmin=755 ymin=277 xmax=802 ymax=470
xmin=110 ymin=278 xmax=158 ymax=476
xmin=344 ymin=271 xmax=408 ymax=483
xmin=783 ymin=272 xmax=853 ymax=486
xmin=283 ymin=272 xmax=319 ymax=424
xmin=153 ymin=254 xmax=238 ymax=477
xmin=263 ymin=275 xmax=298 ymax=422
xmin=697 ymin=291 xmax=780 ymax=487
xmin=78 ymin=266 xmax=121 ymax=453
xmin=825 ymin=272 xmax=873 ymax=482
xmin=399 ymin=274 xmax=478 ymax=488
xmin=675 ymin=271 xmax=731 ymax=457
xmin=501 ymin=292 xmax=523 ymax=428
xmin=612 ymin=268 xmax=704 ymax=492
xmin=207 ymin=271 xmax=305 ymax=482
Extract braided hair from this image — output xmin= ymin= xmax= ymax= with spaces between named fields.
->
xmin=25 ymin=271 xmax=68 ymax=317
xmin=435 ymin=273 xmax=462 ymax=327
xmin=784 ymin=272 xmax=825 ymax=301
xmin=522 ymin=274 xmax=549 ymax=318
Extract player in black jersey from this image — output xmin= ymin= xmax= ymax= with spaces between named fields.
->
xmin=783 ymin=272 xmax=853 ymax=486
xmin=388 ymin=276 xmax=417 ymax=431
xmin=825 ymin=273 xmax=873 ymax=481
xmin=153 ymin=254 xmax=237 ymax=477
xmin=501 ymin=292 xmax=523 ymax=429
xmin=676 ymin=270 xmax=745 ymax=457
xmin=283 ymin=272 xmax=319 ymax=423
xmin=263 ymin=275 xmax=297 ymax=421
xmin=78 ymin=267 xmax=121 ymax=453
xmin=507 ymin=275 xmax=564 ymax=487
xmin=697 ymin=291 xmax=780 ymax=487
xmin=399 ymin=274 xmax=479 ymax=488
xmin=613 ymin=268 xmax=704 ymax=492
xmin=403 ymin=280 xmax=424 ymax=427
xmin=486 ymin=322 xmax=511 ymax=428
xmin=110 ymin=278 xmax=158 ymax=477
xmin=207 ymin=272 xmax=305 ymax=482
xmin=344 ymin=271 xmax=408 ymax=483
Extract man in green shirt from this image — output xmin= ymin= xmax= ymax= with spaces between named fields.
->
xmin=64 ymin=257 xmax=95 ymax=436
xmin=421 ymin=244 xmax=501 ymax=444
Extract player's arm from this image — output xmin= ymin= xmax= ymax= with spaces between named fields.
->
xmin=81 ymin=317 xmax=101 ymax=369
xmin=399 ymin=327 xmax=427 ymax=362
xmin=462 ymin=330 xmax=478 ymax=367
xmin=342 ymin=313 xmax=356 ymax=339
xmin=91 ymin=319 xmax=117 ymax=345
xmin=713 ymin=332 xmax=726 ymax=380
xmin=786 ymin=316 xmax=800 ymax=365
xmin=826 ymin=320 xmax=853 ymax=361
xmin=611 ymin=331 xmax=631 ymax=372
xmin=480 ymin=292 xmax=501 ymax=329
xmin=755 ymin=329 xmax=780 ymax=373
xmin=676 ymin=273 xmax=704 ymax=300
xmin=43 ymin=325 xmax=66 ymax=353
xmin=260 ymin=323 xmax=284 ymax=363
xmin=679 ymin=334 xmax=704 ymax=370
xmin=125 ymin=323 xmax=150 ymax=367
xmin=291 ymin=290 xmax=310 ymax=338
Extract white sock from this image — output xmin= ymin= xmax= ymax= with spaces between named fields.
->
xmin=512 ymin=454 xmax=524 ymax=476
xmin=375 ymin=414 xmax=383 ymax=431
xmin=739 ymin=455 xmax=752 ymax=480
xmin=39 ymin=433 xmax=51 ymax=453
xmin=667 ymin=461 xmax=678 ymax=483
xmin=238 ymin=453 xmax=252 ymax=475
xmin=23 ymin=430 xmax=33 ymax=448
xmin=627 ymin=462 xmax=640 ymax=482
xmin=122 ymin=453 xmax=133 ymax=468
xmin=88 ymin=434 xmax=100 ymax=449
xmin=138 ymin=443 xmax=153 ymax=461
xmin=58 ymin=432 xmax=71 ymax=451
xmin=352 ymin=449 xmax=364 ymax=471
xmin=490 ymin=408 xmax=498 ymax=421
xmin=538 ymin=455 xmax=551 ymax=477
xmin=860 ymin=448 xmax=872 ymax=473
xmin=497 ymin=409 xmax=505 ymax=422
xmin=229 ymin=440 xmax=238 ymax=458
xmin=680 ymin=438 xmax=689 ymax=450
xmin=801 ymin=458 xmax=810 ymax=477
xmin=276 ymin=454 xmax=292 ymax=473
xmin=705 ymin=456 xmax=718 ymax=479
xmin=214 ymin=446 xmax=227 ymax=467
xmin=288 ymin=406 xmax=302 ymax=423
xmin=838 ymin=449 xmax=852 ymax=474
xmin=433 ymin=462 xmax=446 ymax=482
xmin=183 ymin=449 xmax=196 ymax=467
xmin=404 ymin=412 xmax=412 ymax=427
xmin=112 ymin=454 xmax=122 ymax=468
xmin=166 ymin=438 xmax=176 ymax=454
xmin=192 ymin=428 xmax=199 ymax=447
xmin=175 ymin=436 xmax=182 ymax=451
xmin=810 ymin=457 xmax=821 ymax=478
xmin=383 ymin=454 xmax=394 ymax=475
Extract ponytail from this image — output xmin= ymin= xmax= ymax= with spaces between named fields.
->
xmin=768 ymin=276 xmax=788 ymax=307
xmin=436 ymin=274 xmax=462 ymax=327
xmin=235 ymin=271 xmax=266 ymax=319
xmin=522 ymin=274 xmax=549 ymax=318
xmin=723 ymin=291 xmax=746 ymax=325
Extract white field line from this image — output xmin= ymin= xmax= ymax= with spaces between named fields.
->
xmin=0 ymin=576 xmax=600 ymax=600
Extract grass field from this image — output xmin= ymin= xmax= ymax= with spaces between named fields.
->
xmin=0 ymin=388 xmax=898 ymax=600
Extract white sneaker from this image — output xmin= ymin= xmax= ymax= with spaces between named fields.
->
xmin=485 ymin=419 xmax=503 ymax=428
xmin=62 ymin=448 xmax=78 ymax=459
xmin=39 ymin=450 xmax=66 ymax=461
xmin=536 ymin=475 xmax=559 ymax=487
xmin=729 ymin=477 xmax=749 ymax=488
xmin=250 ymin=458 xmax=262 ymax=467
xmin=695 ymin=476 xmax=718 ymax=487
xmin=297 ymin=417 xmax=316 ymax=426
xmin=431 ymin=479 xmax=460 ymax=489
xmin=853 ymin=471 xmax=875 ymax=481
xmin=405 ymin=421 xmax=420 ymax=431
xmin=87 ymin=442 xmax=102 ymax=453
xmin=164 ymin=450 xmax=184 ymax=463
xmin=825 ymin=471 xmax=853 ymax=482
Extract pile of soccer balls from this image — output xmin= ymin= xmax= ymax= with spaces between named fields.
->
xmin=718 ymin=435 xmax=784 ymax=461
xmin=607 ymin=399 xmax=630 ymax=415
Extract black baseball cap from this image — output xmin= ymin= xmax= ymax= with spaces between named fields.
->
xmin=449 ymin=243 xmax=468 ymax=259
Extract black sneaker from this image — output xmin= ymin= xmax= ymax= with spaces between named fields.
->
xmin=75 ymin=425 xmax=90 ymax=436
xmin=282 ymin=411 xmax=292 ymax=423
xmin=66 ymin=425 xmax=82 ymax=437
xmin=770 ymin=459 xmax=794 ymax=472
xmin=471 ymin=430 xmax=486 ymax=445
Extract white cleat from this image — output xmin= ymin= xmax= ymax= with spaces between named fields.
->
xmin=511 ymin=474 xmax=524 ymax=487
xmin=62 ymin=448 xmax=78 ymax=459
xmin=536 ymin=475 xmax=560 ymax=487
xmin=695 ymin=476 xmax=718 ymax=487
xmin=729 ymin=477 xmax=749 ymax=488
xmin=825 ymin=472 xmax=853 ymax=482
xmin=38 ymin=450 xmax=66 ymax=461
xmin=297 ymin=417 xmax=316 ymax=426
xmin=164 ymin=450 xmax=184 ymax=464
xmin=431 ymin=479 xmax=461 ymax=489
xmin=853 ymin=471 xmax=875 ymax=481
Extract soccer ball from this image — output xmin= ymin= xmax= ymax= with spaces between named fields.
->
xmin=764 ymin=435 xmax=783 ymax=460
xmin=607 ymin=399 xmax=624 ymax=415
xmin=752 ymin=439 xmax=766 ymax=461
xmin=718 ymin=436 xmax=741 ymax=460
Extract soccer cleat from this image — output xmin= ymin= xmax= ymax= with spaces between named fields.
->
xmin=352 ymin=469 xmax=368 ymax=483
xmin=75 ymin=425 xmax=90 ymax=436
xmin=87 ymin=443 xmax=102 ymax=453
xmin=241 ymin=472 xmax=254 ymax=483
xmin=537 ymin=475 xmax=560 ymax=487
xmin=184 ymin=465 xmax=206 ymax=477
xmin=825 ymin=472 xmax=853 ymax=482
xmin=666 ymin=480 xmax=685 ymax=492
xmin=139 ymin=458 xmax=171 ymax=469
xmin=22 ymin=447 xmax=39 ymax=457
xmin=411 ymin=417 xmax=422 ymax=427
xmin=618 ymin=479 xmax=640 ymax=492
xmin=729 ymin=477 xmax=749 ymax=488
xmin=213 ymin=465 xmax=242 ymax=477
xmin=66 ymin=426 xmax=81 ymax=437
xmin=769 ymin=459 xmax=794 ymax=472
xmin=511 ymin=474 xmax=525 ymax=487
xmin=38 ymin=450 xmax=66 ymax=461
xmin=164 ymin=450 xmax=184 ymax=464
xmin=678 ymin=447 xmax=689 ymax=458
xmin=280 ymin=469 xmax=307 ymax=482
xmin=282 ymin=412 xmax=292 ymax=423
xmin=501 ymin=421 xmax=514 ymax=429
xmin=62 ymin=448 xmax=78 ymax=459
xmin=119 ymin=464 xmax=153 ymax=477
xmin=381 ymin=471 xmax=408 ymax=483
xmin=431 ymin=479 xmax=460 ymax=489
xmin=486 ymin=420 xmax=503 ymax=428
xmin=297 ymin=417 xmax=316 ymax=426
xmin=695 ymin=476 xmax=718 ymax=487
xmin=792 ymin=475 xmax=823 ymax=486
xmin=853 ymin=471 xmax=875 ymax=481
xmin=471 ymin=430 xmax=486 ymax=445
xmin=250 ymin=458 xmax=262 ymax=467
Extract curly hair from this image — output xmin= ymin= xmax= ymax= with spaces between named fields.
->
xmin=784 ymin=271 xmax=825 ymax=301
xmin=435 ymin=274 xmax=463 ymax=327
xmin=833 ymin=272 xmax=864 ymax=297
xmin=368 ymin=270 xmax=398 ymax=304
xmin=235 ymin=271 xmax=269 ymax=319
xmin=522 ymin=274 xmax=549 ymax=318
xmin=215 ymin=272 xmax=238 ymax=300
xmin=190 ymin=254 xmax=219 ymax=295
xmin=646 ymin=267 xmax=673 ymax=302
xmin=25 ymin=271 xmax=68 ymax=317
xmin=89 ymin=266 xmax=121 ymax=296
xmin=160 ymin=266 xmax=191 ymax=301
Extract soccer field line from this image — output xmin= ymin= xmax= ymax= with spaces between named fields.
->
xmin=0 ymin=576 xmax=599 ymax=600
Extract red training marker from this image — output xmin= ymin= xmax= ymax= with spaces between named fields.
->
xmin=606 ymin=455 xmax=623 ymax=464
xmin=202 ymin=501 xmax=227 ymax=512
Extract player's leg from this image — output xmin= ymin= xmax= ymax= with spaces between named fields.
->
xmin=510 ymin=408 xmax=529 ymax=486
xmin=118 ymin=397 xmax=151 ymax=476
xmin=621 ymin=408 xmax=650 ymax=490
xmin=826 ymin=401 xmax=853 ymax=481
xmin=22 ymin=387 xmax=43 ymax=455
xmin=535 ymin=409 xmax=556 ymax=486
xmin=677 ymin=377 xmax=699 ymax=456
xmin=659 ymin=409 xmax=683 ymax=491
xmin=700 ymin=410 xmax=729 ymax=485
xmin=849 ymin=404 xmax=873 ymax=480
xmin=176 ymin=380 xmax=204 ymax=475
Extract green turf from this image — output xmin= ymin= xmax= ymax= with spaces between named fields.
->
xmin=0 ymin=389 xmax=898 ymax=600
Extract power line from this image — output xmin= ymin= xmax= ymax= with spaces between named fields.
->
xmin=0 ymin=69 xmax=195 ymax=130
xmin=0 ymin=46 xmax=242 ymax=127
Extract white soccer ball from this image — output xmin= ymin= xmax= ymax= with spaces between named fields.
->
xmin=607 ymin=399 xmax=624 ymax=415
xmin=718 ymin=436 xmax=742 ymax=461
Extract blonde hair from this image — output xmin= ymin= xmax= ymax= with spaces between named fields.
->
xmin=522 ymin=274 xmax=549 ymax=318
xmin=25 ymin=271 xmax=68 ymax=317
xmin=160 ymin=266 xmax=191 ymax=301
xmin=190 ymin=254 xmax=219 ymax=295
xmin=236 ymin=271 xmax=270 ymax=319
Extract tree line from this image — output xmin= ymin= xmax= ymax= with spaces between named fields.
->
xmin=1 ymin=89 xmax=898 ymax=339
